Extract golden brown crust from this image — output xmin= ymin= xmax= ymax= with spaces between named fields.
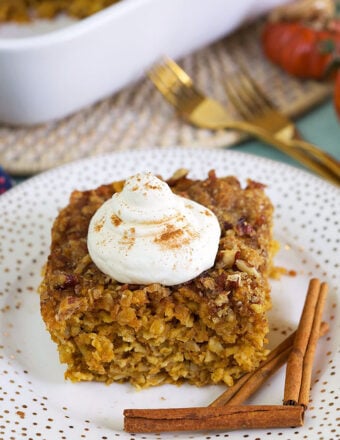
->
xmin=39 ymin=170 xmax=274 ymax=389
xmin=0 ymin=0 xmax=120 ymax=22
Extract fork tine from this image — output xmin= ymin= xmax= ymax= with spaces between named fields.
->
xmin=147 ymin=63 xmax=182 ymax=107
xmin=162 ymin=57 xmax=194 ymax=87
xmin=228 ymin=59 xmax=305 ymax=136
xmin=225 ymin=58 xmax=281 ymax=122
xmin=148 ymin=59 xmax=205 ymax=114
xmin=147 ymin=70 xmax=175 ymax=105
xmin=236 ymin=61 xmax=276 ymax=113
xmin=225 ymin=76 xmax=254 ymax=120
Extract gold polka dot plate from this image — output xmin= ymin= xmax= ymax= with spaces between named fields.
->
xmin=0 ymin=148 xmax=339 ymax=440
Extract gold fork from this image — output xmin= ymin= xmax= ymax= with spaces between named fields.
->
xmin=147 ymin=58 xmax=340 ymax=186
xmin=224 ymin=60 xmax=340 ymax=178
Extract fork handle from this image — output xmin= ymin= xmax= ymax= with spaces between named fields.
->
xmin=223 ymin=120 xmax=340 ymax=186
xmin=288 ymin=138 xmax=340 ymax=178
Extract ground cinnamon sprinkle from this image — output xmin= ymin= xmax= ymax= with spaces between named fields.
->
xmin=111 ymin=214 xmax=122 ymax=227
xmin=119 ymin=229 xmax=135 ymax=249
xmin=156 ymin=227 xmax=184 ymax=244
xmin=94 ymin=217 xmax=105 ymax=232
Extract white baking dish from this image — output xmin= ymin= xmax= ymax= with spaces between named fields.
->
xmin=0 ymin=0 xmax=289 ymax=125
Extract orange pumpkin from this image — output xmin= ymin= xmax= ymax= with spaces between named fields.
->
xmin=262 ymin=21 xmax=340 ymax=79
xmin=262 ymin=20 xmax=340 ymax=119
xmin=334 ymin=71 xmax=340 ymax=119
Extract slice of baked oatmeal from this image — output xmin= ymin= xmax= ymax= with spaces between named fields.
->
xmin=39 ymin=170 xmax=275 ymax=389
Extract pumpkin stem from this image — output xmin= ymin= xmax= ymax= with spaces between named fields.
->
xmin=323 ymin=52 xmax=340 ymax=78
xmin=319 ymin=39 xmax=336 ymax=54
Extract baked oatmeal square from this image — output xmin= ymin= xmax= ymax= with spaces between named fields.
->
xmin=39 ymin=170 xmax=275 ymax=389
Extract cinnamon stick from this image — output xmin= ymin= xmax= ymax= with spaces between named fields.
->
xmin=123 ymin=278 xmax=328 ymax=434
xmin=124 ymin=405 xmax=304 ymax=433
xmin=210 ymin=321 xmax=329 ymax=407
xmin=283 ymin=278 xmax=328 ymax=408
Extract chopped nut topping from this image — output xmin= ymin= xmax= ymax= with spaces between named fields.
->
xmin=235 ymin=259 xmax=259 ymax=278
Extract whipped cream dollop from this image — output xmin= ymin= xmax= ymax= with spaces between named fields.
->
xmin=87 ymin=172 xmax=221 ymax=286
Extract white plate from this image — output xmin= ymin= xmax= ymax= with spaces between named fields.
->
xmin=0 ymin=0 xmax=289 ymax=125
xmin=0 ymin=148 xmax=339 ymax=440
